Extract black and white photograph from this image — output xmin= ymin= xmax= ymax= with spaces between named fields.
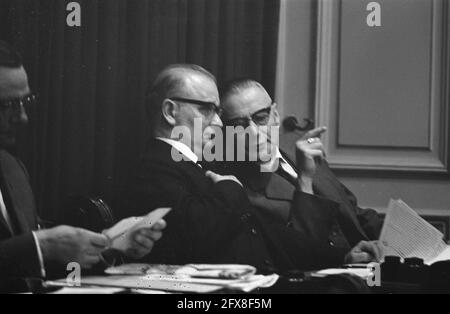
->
xmin=0 ymin=0 xmax=449 ymax=298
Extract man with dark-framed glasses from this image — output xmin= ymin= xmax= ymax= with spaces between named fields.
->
xmin=218 ymin=78 xmax=384 ymax=263
xmin=122 ymin=65 xmax=380 ymax=272
xmin=0 ymin=41 xmax=166 ymax=293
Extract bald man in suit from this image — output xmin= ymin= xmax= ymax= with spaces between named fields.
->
xmin=121 ymin=65 xmax=381 ymax=274
xmin=217 ymin=78 xmax=383 ymax=258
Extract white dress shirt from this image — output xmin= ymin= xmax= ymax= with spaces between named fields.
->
xmin=260 ymin=148 xmax=298 ymax=181
xmin=32 ymin=231 xmax=46 ymax=278
xmin=156 ymin=137 xmax=199 ymax=165
xmin=0 ymin=188 xmax=13 ymax=233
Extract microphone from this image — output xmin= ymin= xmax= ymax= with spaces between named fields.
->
xmin=282 ymin=116 xmax=314 ymax=132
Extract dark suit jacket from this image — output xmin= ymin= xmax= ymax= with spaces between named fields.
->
xmin=119 ymin=139 xmax=348 ymax=273
xmin=0 ymin=150 xmax=42 ymax=292
xmin=227 ymin=150 xmax=383 ymax=251
xmin=284 ymin=151 xmax=383 ymax=246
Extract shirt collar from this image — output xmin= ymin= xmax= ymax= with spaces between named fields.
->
xmin=156 ymin=137 xmax=199 ymax=164
xmin=259 ymin=147 xmax=283 ymax=173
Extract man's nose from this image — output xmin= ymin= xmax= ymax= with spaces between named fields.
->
xmin=210 ymin=112 xmax=223 ymax=127
xmin=13 ymin=104 xmax=29 ymax=124
xmin=248 ymin=120 xmax=259 ymax=136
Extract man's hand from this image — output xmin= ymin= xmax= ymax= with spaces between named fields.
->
xmin=296 ymin=127 xmax=327 ymax=177
xmin=344 ymin=240 xmax=382 ymax=264
xmin=205 ymin=170 xmax=243 ymax=187
xmin=295 ymin=127 xmax=327 ymax=193
xmin=35 ymin=226 xmax=109 ymax=269
xmin=111 ymin=219 xmax=166 ymax=260
xmin=299 ymin=126 xmax=328 ymax=142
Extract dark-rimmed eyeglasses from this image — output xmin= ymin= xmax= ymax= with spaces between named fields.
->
xmin=0 ymin=93 xmax=38 ymax=111
xmin=223 ymin=102 xmax=275 ymax=127
xmin=169 ymin=97 xmax=222 ymax=118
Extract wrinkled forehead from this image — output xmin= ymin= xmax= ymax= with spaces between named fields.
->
xmin=0 ymin=66 xmax=30 ymax=100
xmin=222 ymin=86 xmax=271 ymax=119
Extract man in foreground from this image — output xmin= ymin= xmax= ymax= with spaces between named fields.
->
xmin=0 ymin=40 xmax=166 ymax=293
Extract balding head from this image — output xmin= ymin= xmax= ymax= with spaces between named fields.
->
xmin=146 ymin=64 xmax=217 ymax=127
xmin=220 ymin=78 xmax=272 ymax=122
xmin=219 ymin=78 xmax=280 ymax=165
xmin=146 ymin=64 xmax=221 ymax=157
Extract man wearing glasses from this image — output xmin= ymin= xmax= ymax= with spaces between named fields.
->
xmin=0 ymin=41 xmax=165 ymax=293
xmin=218 ymin=78 xmax=383 ymax=263
xmin=124 ymin=64 xmax=378 ymax=272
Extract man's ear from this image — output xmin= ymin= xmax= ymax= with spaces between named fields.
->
xmin=161 ymin=99 xmax=178 ymax=126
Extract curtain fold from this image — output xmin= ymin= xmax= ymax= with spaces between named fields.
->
xmin=1 ymin=0 xmax=280 ymax=220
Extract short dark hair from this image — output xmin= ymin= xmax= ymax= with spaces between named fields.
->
xmin=0 ymin=41 xmax=23 ymax=68
xmin=219 ymin=78 xmax=265 ymax=103
xmin=145 ymin=63 xmax=216 ymax=123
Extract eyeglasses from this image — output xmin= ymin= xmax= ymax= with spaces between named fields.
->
xmin=0 ymin=93 xmax=38 ymax=111
xmin=223 ymin=102 xmax=275 ymax=127
xmin=169 ymin=97 xmax=222 ymax=119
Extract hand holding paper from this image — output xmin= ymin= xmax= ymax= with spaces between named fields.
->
xmin=103 ymin=207 xmax=171 ymax=259
xmin=379 ymin=200 xmax=449 ymax=265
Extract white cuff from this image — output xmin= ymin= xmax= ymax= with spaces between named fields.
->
xmin=31 ymin=231 xmax=46 ymax=278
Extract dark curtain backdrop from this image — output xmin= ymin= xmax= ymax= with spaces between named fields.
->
xmin=0 ymin=0 xmax=280 ymax=221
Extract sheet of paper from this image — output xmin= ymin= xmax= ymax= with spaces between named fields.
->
xmin=226 ymin=274 xmax=279 ymax=293
xmin=56 ymin=275 xmax=224 ymax=294
xmin=105 ymin=263 xmax=257 ymax=279
xmin=379 ymin=199 xmax=447 ymax=264
xmin=426 ymin=245 xmax=450 ymax=265
xmin=313 ymin=268 xmax=372 ymax=280
xmin=49 ymin=287 xmax=126 ymax=294
xmin=104 ymin=207 xmax=171 ymax=240
xmin=80 ymin=274 xmax=276 ymax=293
xmin=104 ymin=207 xmax=171 ymax=251
xmin=51 ymin=268 xmax=278 ymax=293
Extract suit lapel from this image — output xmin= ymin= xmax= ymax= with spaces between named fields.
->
xmin=243 ymin=177 xmax=290 ymax=224
xmin=3 ymin=179 xmax=32 ymax=234
xmin=0 ymin=150 xmax=36 ymax=234
xmin=0 ymin=208 xmax=12 ymax=237
xmin=264 ymin=171 xmax=295 ymax=201
xmin=242 ymin=164 xmax=295 ymax=202
xmin=279 ymin=149 xmax=368 ymax=240
xmin=0 ymin=164 xmax=15 ymax=236
xmin=150 ymin=139 xmax=208 ymax=191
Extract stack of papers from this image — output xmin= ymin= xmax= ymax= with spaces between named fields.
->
xmin=105 ymin=263 xmax=257 ymax=279
xmin=379 ymin=199 xmax=450 ymax=265
xmin=49 ymin=264 xmax=279 ymax=293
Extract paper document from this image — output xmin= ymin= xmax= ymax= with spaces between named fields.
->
xmin=100 ymin=263 xmax=276 ymax=293
xmin=103 ymin=207 xmax=171 ymax=250
xmin=379 ymin=199 xmax=449 ymax=265
xmin=427 ymin=245 xmax=450 ymax=265
xmin=105 ymin=263 xmax=257 ymax=279
xmin=48 ymin=271 xmax=278 ymax=293
xmin=48 ymin=287 xmax=126 ymax=294
xmin=54 ymin=275 xmax=224 ymax=293
xmin=312 ymin=268 xmax=373 ymax=280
